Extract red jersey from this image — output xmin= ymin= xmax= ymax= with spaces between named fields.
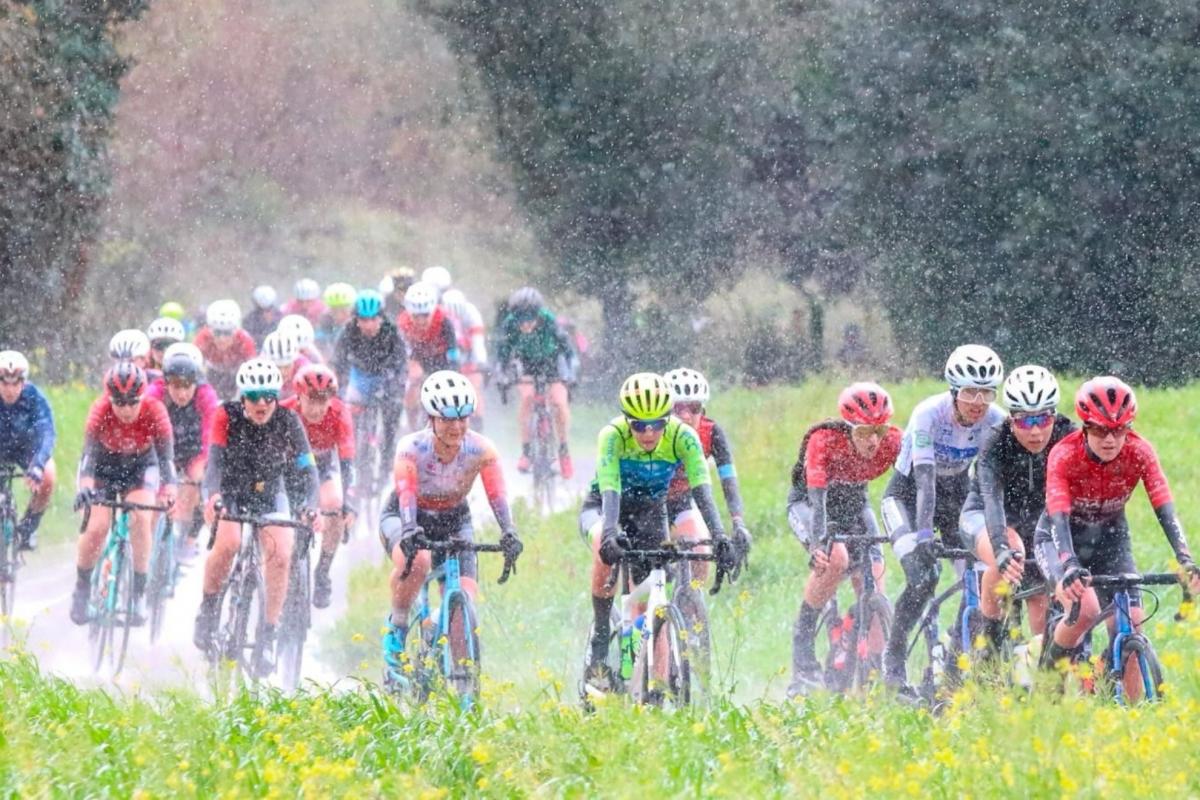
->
xmin=803 ymin=425 xmax=902 ymax=488
xmin=1045 ymin=429 xmax=1172 ymax=522
xmin=280 ymin=395 xmax=355 ymax=459
xmin=396 ymin=307 xmax=457 ymax=367
xmin=281 ymin=298 xmax=327 ymax=326
xmin=194 ymin=327 xmax=257 ymax=371
xmin=85 ymin=395 xmax=173 ymax=456
xmin=667 ymin=417 xmax=733 ymax=499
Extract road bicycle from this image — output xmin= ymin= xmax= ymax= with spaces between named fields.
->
xmin=81 ymin=494 xmax=171 ymax=676
xmin=146 ymin=505 xmax=183 ymax=643
xmin=385 ymin=530 xmax=519 ymax=709
xmin=499 ymin=370 xmax=559 ymax=514
xmin=0 ymin=465 xmax=25 ymax=646
xmin=201 ymin=503 xmax=312 ymax=683
xmin=816 ymin=533 xmax=893 ymax=694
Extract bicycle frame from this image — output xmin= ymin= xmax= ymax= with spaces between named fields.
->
xmin=825 ymin=533 xmax=891 ymax=688
xmin=0 ymin=466 xmax=22 ymax=597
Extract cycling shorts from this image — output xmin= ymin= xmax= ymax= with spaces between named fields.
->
xmin=958 ymin=509 xmax=1047 ymax=586
xmin=579 ymin=488 xmax=669 ymax=586
xmin=1034 ymin=514 xmax=1139 ymax=608
xmin=222 ymin=479 xmax=291 ymax=519
xmin=314 ymin=450 xmax=342 ymax=484
xmin=0 ymin=442 xmax=36 ymax=470
xmin=93 ymin=452 xmax=160 ymax=496
xmin=788 ymin=500 xmax=884 ymax=569
xmin=379 ymin=497 xmax=477 ymax=580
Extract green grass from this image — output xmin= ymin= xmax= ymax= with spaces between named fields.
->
xmin=6 ymin=378 xmax=1200 ymax=796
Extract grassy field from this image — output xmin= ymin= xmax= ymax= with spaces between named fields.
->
xmin=4 ymin=377 xmax=1200 ymax=797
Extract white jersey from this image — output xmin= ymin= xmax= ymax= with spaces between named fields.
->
xmin=444 ymin=299 xmax=488 ymax=367
xmin=894 ymin=392 xmax=1006 ymax=478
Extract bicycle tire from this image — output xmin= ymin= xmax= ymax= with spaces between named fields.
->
xmin=672 ymin=578 xmax=711 ymax=695
xmin=112 ymin=543 xmax=136 ymax=676
xmin=277 ymin=548 xmax=311 ymax=691
xmin=88 ymin=546 xmax=118 ymax=674
xmin=850 ymin=593 xmax=893 ymax=693
xmin=908 ymin=612 xmax=949 ymax=705
xmin=224 ymin=557 xmax=264 ymax=678
xmin=579 ymin=606 xmax=623 ymax=707
xmin=442 ymin=593 xmax=481 ymax=706
xmin=147 ymin=516 xmax=172 ymax=643
xmin=1111 ymin=634 xmax=1164 ymax=704
xmin=632 ymin=604 xmax=692 ymax=708
xmin=0 ymin=509 xmax=17 ymax=625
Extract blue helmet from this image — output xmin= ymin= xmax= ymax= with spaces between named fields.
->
xmin=355 ymin=289 xmax=384 ymax=318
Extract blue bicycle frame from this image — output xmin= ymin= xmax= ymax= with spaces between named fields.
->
xmin=91 ymin=511 xmax=131 ymax=621
xmin=1109 ymin=586 xmax=1153 ymax=703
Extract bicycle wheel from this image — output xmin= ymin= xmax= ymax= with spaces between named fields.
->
xmin=532 ymin=412 xmax=556 ymax=514
xmin=112 ymin=545 xmax=136 ymax=676
xmin=277 ymin=549 xmax=311 ymax=691
xmin=907 ymin=612 xmax=949 ymax=706
xmin=1111 ymin=634 xmax=1164 ymax=704
xmin=672 ymin=579 xmax=711 ymax=696
xmin=223 ymin=558 xmax=265 ymax=678
xmin=850 ymin=593 xmax=892 ymax=691
xmin=147 ymin=516 xmax=173 ymax=643
xmin=580 ymin=604 xmax=624 ymax=708
xmin=88 ymin=546 xmax=119 ymax=674
xmin=632 ymin=604 xmax=692 ymax=708
xmin=0 ymin=509 xmax=17 ymax=628
xmin=442 ymin=593 xmax=482 ymax=707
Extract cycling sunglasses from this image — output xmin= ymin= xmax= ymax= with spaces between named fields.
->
xmin=111 ymin=395 xmax=141 ymax=407
xmin=627 ymin=417 xmax=668 ymax=433
xmin=0 ymin=374 xmax=24 ymax=385
xmin=1012 ymin=413 xmax=1055 ymax=430
xmin=850 ymin=423 xmax=889 ymax=440
xmin=438 ymin=404 xmax=475 ymax=420
xmin=242 ymin=389 xmax=279 ymax=405
xmin=1085 ymin=422 xmax=1131 ymax=440
xmin=957 ymin=387 xmax=997 ymax=403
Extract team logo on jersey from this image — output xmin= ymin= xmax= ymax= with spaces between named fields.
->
xmin=914 ymin=431 xmax=933 ymax=448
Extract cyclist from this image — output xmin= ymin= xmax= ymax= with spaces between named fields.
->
xmin=158 ymin=300 xmax=196 ymax=339
xmin=71 ymin=362 xmax=177 ymax=626
xmin=193 ymin=358 xmax=319 ymax=675
xmin=281 ymin=364 xmax=356 ymax=609
xmin=440 ymin=288 xmax=489 ymax=430
xmin=244 ymin=285 xmax=281 ymax=348
xmin=1035 ymin=377 xmax=1200 ymax=674
xmin=379 ymin=371 xmax=522 ymax=677
xmin=785 ymin=382 xmax=901 ymax=696
xmin=380 ymin=267 xmax=416 ymax=321
xmin=580 ymin=373 xmax=739 ymax=692
xmin=262 ymin=330 xmax=309 ymax=402
xmin=316 ymin=282 xmax=356 ymax=356
xmin=0 ymin=351 xmax=56 ymax=551
xmin=109 ymin=329 xmax=152 ymax=371
xmin=663 ymin=368 xmax=750 ymax=579
xmin=958 ymin=366 xmax=1073 ymax=656
xmin=277 ymin=313 xmax=323 ymax=365
xmin=493 ymin=287 xmax=578 ymax=479
xmin=397 ymin=282 xmax=459 ymax=429
xmin=333 ymin=289 xmax=407 ymax=495
xmin=145 ymin=343 xmax=220 ymax=564
xmin=195 ymin=299 xmax=256 ymax=399
xmin=146 ymin=317 xmax=185 ymax=374
xmin=881 ymin=344 xmax=1006 ymax=696
xmin=281 ymin=277 xmax=327 ymax=326
xmin=421 ymin=265 xmax=452 ymax=297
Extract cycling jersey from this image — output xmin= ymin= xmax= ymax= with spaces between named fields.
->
xmin=494 ymin=308 xmax=575 ymax=378
xmin=194 ymin=327 xmax=257 ymax=372
xmin=444 ymin=299 xmax=488 ymax=368
xmin=960 ymin=415 xmax=1075 ymax=553
xmin=396 ymin=308 xmax=459 ymax=372
xmin=665 ymin=416 xmax=745 ymax=520
xmin=243 ymin=307 xmax=281 ymax=348
xmin=895 ymin=392 xmax=1006 ymax=477
xmin=0 ymin=382 xmax=55 ymax=470
xmin=145 ymin=378 xmax=220 ymax=474
xmin=79 ymin=395 xmax=176 ymax=485
xmin=281 ymin=395 xmax=355 ymax=458
xmin=204 ymin=401 xmax=318 ymax=511
xmin=280 ymin=298 xmax=327 ymax=326
xmin=1045 ymin=429 xmax=1171 ymax=521
xmin=390 ymin=428 xmax=514 ymax=534
xmin=593 ymin=416 xmax=709 ymax=502
xmin=333 ymin=319 xmax=406 ymax=401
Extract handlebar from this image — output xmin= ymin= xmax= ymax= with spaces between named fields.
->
xmin=829 ymin=534 xmax=891 ymax=545
xmin=78 ymin=494 xmax=173 ymax=533
xmin=398 ymin=530 xmax=519 ymax=585
xmin=602 ymin=538 xmax=733 ymax=596
xmin=205 ymin=500 xmax=314 ymax=550
xmin=1064 ymin=571 xmax=1191 ymax=625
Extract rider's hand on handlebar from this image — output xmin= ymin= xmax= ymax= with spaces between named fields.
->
xmin=1057 ymin=562 xmax=1090 ymax=605
xmin=995 ymin=546 xmax=1024 ymax=585
xmin=713 ymin=534 xmax=738 ymax=573
xmin=809 ymin=542 xmax=831 ymax=574
xmin=598 ymin=531 xmax=624 ymax=566
xmin=73 ymin=488 xmax=94 ymax=512
xmin=204 ymin=493 xmax=222 ymax=525
xmin=1179 ymin=558 xmax=1200 ymax=594
xmin=499 ymin=530 xmax=523 ymax=562
xmin=24 ymin=465 xmax=43 ymax=490
xmin=158 ymin=483 xmax=178 ymax=507
xmin=399 ymin=526 xmax=421 ymax=563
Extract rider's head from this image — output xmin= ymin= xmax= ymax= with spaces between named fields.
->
xmin=619 ymin=372 xmax=673 ymax=452
xmin=1003 ymin=365 xmax=1060 ymax=454
xmin=355 ymin=289 xmax=385 ymax=337
xmin=664 ymin=367 xmax=709 ymax=428
xmin=0 ymin=351 xmax=30 ymax=405
xmin=838 ymin=381 xmax=893 ymax=458
xmin=106 ymin=361 xmax=147 ymax=423
xmin=294 ymin=364 xmax=338 ymax=421
xmin=421 ymin=370 xmax=475 ymax=446
xmin=1075 ymin=376 xmax=1136 ymax=463
xmin=944 ymin=344 xmax=1003 ymax=425
xmin=236 ymin=358 xmax=283 ymax=425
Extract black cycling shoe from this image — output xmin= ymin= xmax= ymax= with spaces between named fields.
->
xmin=17 ymin=526 xmax=36 ymax=552
xmin=128 ymin=593 xmax=147 ymax=627
xmin=193 ymin=605 xmax=218 ymax=651
xmin=69 ymin=584 xmax=90 ymax=625
xmin=787 ymin=664 xmax=825 ymax=699
xmin=312 ymin=568 xmax=333 ymax=609
xmin=582 ymin=662 xmax=617 ymax=696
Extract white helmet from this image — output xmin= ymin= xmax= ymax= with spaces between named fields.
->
xmin=404 ymin=282 xmax=438 ymax=315
xmin=440 ymin=288 xmax=469 ymax=319
xmin=251 ymin=285 xmax=278 ymax=310
xmin=262 ymin=330 xmax=300 ymax=367
xmin=162 ymin=343 xmax=205 ymax=382
xmin=663 ymin=367 xmax=711 ymax=405
xmin=109 ymin=328 xmax=151 ymax=360
xmin=206 ymin=299 xmax=242 ymax=333
xmin=146 ymin=317 xmax=185 ymax=345
xmin=293 ymin=278 xmax=321 ymax=302
xmin=1003 ymin=365 xmax=1060 ymax=413
xmin=0 ymin=350 xmax=30 ymax=379
xmin=162 ymin=342 xmax=204 ymax=370
xmin=378 ymin=275 xmax=395 ymax=296
xmin=420 ymin=370 xmax=477 ymax=419
xmin=944 ymin=344 xmax=1004 ymax=390
xmin=235 ymin=357 xmax=284 ymax=395
xmin=421 ymin=266 xmax=452 ymax=294
xmin=277 ymin=314 xmax=315 ymax=350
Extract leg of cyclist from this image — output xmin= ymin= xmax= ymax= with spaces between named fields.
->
xmin=880 ymin=490 xmax=939 ymax=690
xmin=195 ymin=516 xmax=242 ymax=649
xmin=16 ymin=456 xmax=55 ymax=550
xmin=963 ymin=512 xmax=1024 ymax=655
xmin=442 ymin=514 xmax=480 ymax=658
xmin=378 ymin=509 xmax=431 ymax=650
xmin=312 ymin=465 xmax=344 ymax=609
xmin=72 ymin=501 xmax=113 ymax=625
xmin=380 ymin=396 xmax=405 ymax=471
xmin=848 ymin=547 xmax=888 ymax=655
xmin=258 ymin=522 xmax=295 ymax=627
xmin=671 ymin=500 xmax=711 ymax=582
xmin=171 ymin=469 xmax=203 ymax=563
xmin=125 ymin=484 xmax=158 ymax=625
xmin=516 ymin=380 xmax=535 ymax=472
xmin=787 ymin=500 xmax=849 ymax=694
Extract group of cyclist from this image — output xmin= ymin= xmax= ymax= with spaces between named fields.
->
xmin=785 ymin=345 xmax=1200 ymax=700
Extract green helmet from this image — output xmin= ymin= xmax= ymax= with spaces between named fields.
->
xmin=619 ymin=372 xmax=673 ymax=420
xmin=159 ymin=301 xmax=186 ymax=321
xmin=323 ymin=282 xmax=356 ymax=310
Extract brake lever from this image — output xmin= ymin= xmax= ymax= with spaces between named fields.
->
xmin=498 ymin=554 xmax=515 ymax=585
xmin=709 ymin=564 xmax=726 ymax=596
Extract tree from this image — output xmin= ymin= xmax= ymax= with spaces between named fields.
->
xmin=0 ymin=0 xmax=148 ymax=369
xmin=816 ymin=0 xmax=1200 ymax=384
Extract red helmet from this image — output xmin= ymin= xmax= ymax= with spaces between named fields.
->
xmin=1075 ymin=376 xmax=1137 ymax=428
xmin=105 ymin=361 xmax=147 ymax=402
xmin=293 ymin=363 xmax=339 ymax=397
xmin=838 ymin=382 xmax=893 ymax=425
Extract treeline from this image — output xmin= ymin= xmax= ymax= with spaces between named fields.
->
xmin=6 ymin=0 xmax=1200 ymax=383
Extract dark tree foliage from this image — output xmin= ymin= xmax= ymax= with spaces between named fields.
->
xmin=816 ymin=0 xmax=1200 ymax=384
xmin=0 ymin=0 xmax=147 ymax=369
xmin=419 ymin=0 xmax=778 ymax=375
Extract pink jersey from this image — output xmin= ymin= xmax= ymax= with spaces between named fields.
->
xmin=393 ymin=428 xmax=506 ymax=512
